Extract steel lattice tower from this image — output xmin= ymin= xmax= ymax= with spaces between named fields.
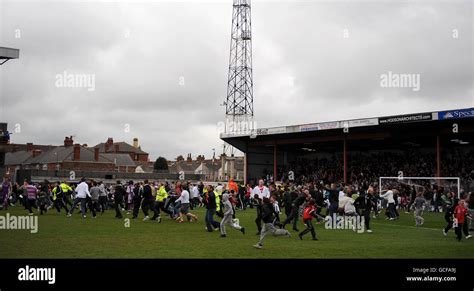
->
xmin=225 ymin=0 xmax=253 ymax=133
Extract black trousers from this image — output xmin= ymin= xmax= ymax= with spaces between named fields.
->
xmin=54 ymin=198 xmax=69 ymax=213
xmin=27 ymin=199 xmax=37 ymax=214
xmin=99 ymin=196 xmax=107 ymax=213
xmin=132 ymin=199 xmax=141 ymax=218
xmin=455 ymin=222 xmax=469 ymax=241
xmin=363 ymin=208 xmax=371 ymax=230
xmin=255 ymin=206 xmax=263 ymax=233
xmin=300 ymin=219 xmax=316 ymax=239
xmin=283 ymin=206 xmax=299 ymax=230
xmin=155 ymin=201 xmax=172 ymax=217
xmin=89 ymin=200 xmax=100 ymax=217
xmin=141 ymin=199 xmax=156 ymax=218
xmin=115 ymin=199 xmax=123 ymax=218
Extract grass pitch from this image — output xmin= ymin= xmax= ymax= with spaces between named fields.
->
xmin=0 ymin=206 xmax=472 ymax=258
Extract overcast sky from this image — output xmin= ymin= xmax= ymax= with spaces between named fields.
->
xmin=0 ymin=0 xmax=473 ymax=161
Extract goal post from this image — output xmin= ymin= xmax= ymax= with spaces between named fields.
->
xmin=379 ymin=176 xmax=461 ymax=198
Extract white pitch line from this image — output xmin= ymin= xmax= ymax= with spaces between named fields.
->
xmin=371 ymin=222 xmax=443 ymax=232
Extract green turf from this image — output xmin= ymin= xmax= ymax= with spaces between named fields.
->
xmin=0 ymin=206 xmax=472 ymax=258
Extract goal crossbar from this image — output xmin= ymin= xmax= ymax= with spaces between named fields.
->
xmin=379 ymin=176 xmax=460 ymax=198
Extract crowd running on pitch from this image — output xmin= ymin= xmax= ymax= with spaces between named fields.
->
xmin=0 ymin=176 xmax=472 ymax=248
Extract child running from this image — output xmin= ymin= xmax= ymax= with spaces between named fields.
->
xmin=253 ymin=197 xmax=291 ymax=249
xmin=220 ymin=190 xmax=245 ymax=237
xmin=453 ymin=199 xmax=472 ymax=241
xmin=298 ymin=199 xmax=320 ymax=241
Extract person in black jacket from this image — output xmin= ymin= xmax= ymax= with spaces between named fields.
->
xmin=204 ymin=185 xmax=221 ymax=232
xmin=355 ymin=186 xmax=375 ymax=233
xmin=132 ymin=182 xmax=143 ymax=219
xmin=253 ymin=197 xmax=291 ymax=249
xmin=443 ymin=198 xmax=459 ymax=236
xmin=281 ymin=186 xmax=293 ymax=218
xmin=114 ymin=181 xmax=125 ymax=219
xmin=282 ymin=189 xmax=307 ymax=231
xmin=141 ymin=180 xmax=159 ymax=221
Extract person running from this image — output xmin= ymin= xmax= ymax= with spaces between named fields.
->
xmin=176 ymin=185 xmax=198 ymax=223
xmin=253 ymin=197 xmax=291 ymax=249
xmin=282 ymin=189 xmax=307 ymax=231
xmin=154 ymin=183 xmax=172 ymax=221
xmin=89 ymin=181 xmax=101 ymax=218
xmin=114 ymin=181 xmax=125 ymax=219
xmin=142 ymin=180 xmax=158 ymax=221
xmin=52 ymin=181 xmax=69 ymax=214
xmin=220 ymin=190 xmax=245 ymax=237
xmin=252 ymin=179 xmax=270 ymax=235
xmin=98 ymin=181 xmax=108 ymax=214
xmin=204 ymin=185 xmax=221 ymax=232
xmin=60 ymin=181 xmax=73 ymax=208
xmin=1 ymin=177 xmax=11 ymax=210
xmin=413 ymin=192 xmax=426 ymax=226
xmin=298 ymin=199 xmax=319 ymax=241
xmin=443 ymin=197 xmax=458 ymax=236
xmin=381 ymin=188 xmax=397 ymax=220
xmin=132 ymin=182 xmax=143 ymax=219
xmin=271 ymin=195 xmax=282 ymax=227
xmin=24 ymin=182 xmax=38 ymax=215
xmin=68 ymin=178 xmax=91 ymax=218
xmin=125 ymin=181 xmax=134 ymax=215
xmin=453 ymin=199 xmax=472 ymax=241
xmin=37 ymin=180 xmax=50 ymax=215
xmin=326 ymin=183 xmax=340 ymax=217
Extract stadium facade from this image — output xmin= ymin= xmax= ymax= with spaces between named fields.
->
xmin=221 ymin=107 xmax=474 ymax=187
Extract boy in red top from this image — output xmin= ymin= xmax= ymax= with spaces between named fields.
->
xmin=454 ymin=199 xmax=472 ymax=241
xmin=298 ymin=199 xmax=319 ymax=241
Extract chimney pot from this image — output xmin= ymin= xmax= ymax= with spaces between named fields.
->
xmin=26 ymin=143 xmax=34 ymax=151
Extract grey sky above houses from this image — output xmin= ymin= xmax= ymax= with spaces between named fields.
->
xmin=0 ymin=0 xmax=473 ymax=161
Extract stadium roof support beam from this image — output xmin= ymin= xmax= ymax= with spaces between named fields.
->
xmin=343 ymin=138 xmax=347 ymax=184
xmin=436 ymin=135 xmax=441 ymax=178
xmin=273 ymin=142 xmax=277 ymax=183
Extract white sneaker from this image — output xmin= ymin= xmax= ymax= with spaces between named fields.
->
xmin=253 ymin=244 xmax=263 ymax=249
xmin=82 ymin=215 xmax=86 ymax=219
xmin=443 ymin=230 xmax=447 ymax=236
xmin=67 ymin=213 xmax=72 ymax=217
xmin=143 ymin=216 xmax=149 ymax=221
xmin=466 ymin=235 xmax=472 ymax=239
xmin=367 ymin=229 xmax=373 ymax=233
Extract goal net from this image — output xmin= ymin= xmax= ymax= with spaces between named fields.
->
xmin=379 ymin=176 xmax=461 ymax=199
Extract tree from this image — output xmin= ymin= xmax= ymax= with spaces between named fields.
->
xmin=154 ymin=157 xmax=168 ymax=171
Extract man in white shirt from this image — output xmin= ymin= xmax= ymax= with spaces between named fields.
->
xmin=68 ymin=177 xmax=91 ymax=218
xmin=252 ymin=179 xmax=270 ymax=199
xmin=381 ymin=189 xmax=396 ymax=220
xmin=177 ymin=185 xmax=198 ymax=222
xmin=191 ymin=184 xmax=200 ymax=209
xmin=252 ymin=179 xmax=270 ymax=234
